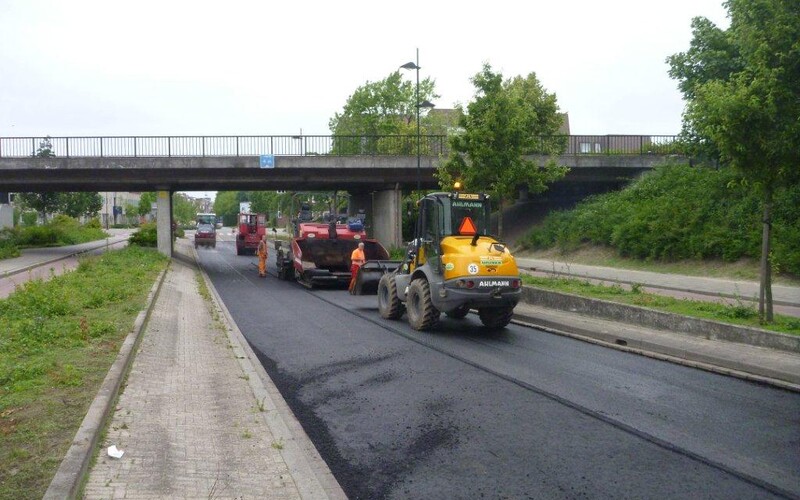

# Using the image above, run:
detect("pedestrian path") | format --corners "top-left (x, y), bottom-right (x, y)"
top-left (516, 257), bottom-right (800, 316)
top-left (82, 241), bottom-right (344, 499)
top-left (0, 230), bottom-right (130, 277)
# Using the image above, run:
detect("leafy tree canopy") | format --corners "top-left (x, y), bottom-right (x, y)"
top-left (667, 0), bottom-right (800, 321)
top-left (329, 71), bottom-right (438, 154)
top-left (437, 64), bottom-right (568, 237)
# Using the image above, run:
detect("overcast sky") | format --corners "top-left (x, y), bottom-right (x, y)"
top-left (1, 0), bottom-right (729, 198)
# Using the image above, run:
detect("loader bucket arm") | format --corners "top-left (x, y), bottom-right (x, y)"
top-left (352, 260), bottom-right (402, 295)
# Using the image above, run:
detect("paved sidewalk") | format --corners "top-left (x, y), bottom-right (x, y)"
top-left (82, 242), bottom-right (344, 499)
top-left (516, 257), bottom-right (800, 315)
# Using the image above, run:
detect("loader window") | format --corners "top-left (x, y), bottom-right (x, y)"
top-left (447, 199), bottom-right (489, 236)
top-left (419, 198), bottom-right (443, 273)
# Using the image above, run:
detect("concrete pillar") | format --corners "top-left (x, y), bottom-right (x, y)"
top-left (0, 192), bottom-right (11, 229)
top-left (156, 190), bottom-right (173, 257)
top-left (372, 187), bottom-right (403, 249)
top-left (0, 204), bottom-right (12, 229)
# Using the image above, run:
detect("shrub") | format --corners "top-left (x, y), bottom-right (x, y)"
top-left (21, 211), bottom-right (38, 227)
top-left (129, 223), bottom-right (158, 247)
top-left (85, 218), bottom-right (102, 229)
top-left (518, 163), bottom-right (800, 275)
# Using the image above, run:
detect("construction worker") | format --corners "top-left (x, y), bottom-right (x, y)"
top-left (257, 234), bottom-right (268, 278)
top-left (348, 241), bottom-right (366, 293)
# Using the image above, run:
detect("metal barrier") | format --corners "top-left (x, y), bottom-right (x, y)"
top-left (0, 134), bottom-right (680, 158)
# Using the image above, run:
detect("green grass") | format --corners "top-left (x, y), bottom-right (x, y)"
top-left (516, 246), bottom-right (800, 286)
top-left (518, 163), bottom-right (800, 276)
top-left (0, 246), bottom-right (168, 499)
top-left (0, 216), bottom-right (110, 261)
top-left (521, 274), bottom-right (800, 336)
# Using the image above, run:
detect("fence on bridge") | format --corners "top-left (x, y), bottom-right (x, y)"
top-left (0, 134), bottom-right (680, 159)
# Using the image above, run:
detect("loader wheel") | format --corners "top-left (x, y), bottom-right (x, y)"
top-left (378, 274), bottom-right (405, 320)
top-left (406, 279), bottom-right (439, 331)
top-left (478, 306), bottom-right (515, 330)
top-left (445, 304), bottom-right (471, 319)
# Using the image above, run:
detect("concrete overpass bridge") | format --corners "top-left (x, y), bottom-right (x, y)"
top-left (0, 134), bottom-right (682, 255)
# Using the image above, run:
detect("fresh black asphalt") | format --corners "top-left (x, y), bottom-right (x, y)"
top-left (196, 242), bottom-right (800, 499)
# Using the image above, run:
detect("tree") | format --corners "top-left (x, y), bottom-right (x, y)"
top-left (172, 193), bottom-right (200, 225)
top-left (18, 137), bottom-right (59, 223)
top-left (60, 192), bottom-right (103, 219)
top-left (213, 191), bottom-right (243, 226)
top-left (123, 201), bottom-right (139, 224)
top-left (437, 64), bottom-right (568, 238)
top-left (138, 192), bottom-right (157, 218)
top-left (668, 0), bottom-right (800, 322)
top-left (329, 71), bottom-right (438, 155)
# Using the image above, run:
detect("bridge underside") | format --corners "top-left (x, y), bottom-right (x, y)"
top-left (0, 154), bottom-right (671, 255)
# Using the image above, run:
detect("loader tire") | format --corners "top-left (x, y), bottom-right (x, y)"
top-left (378, 274), bottom-right (404, 320)
top-left (406, 278), bottom-right (439, 331)
top-left (445, 304), bottom-right (471, 319)
top-left (478, 305), bottom-right (515, 330)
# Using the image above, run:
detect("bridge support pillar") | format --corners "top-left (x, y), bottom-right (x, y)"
top-left (0, 192), bottom-right (12, 230)
top-left (156, 190), bottom-right (173, 257)
top-left (372, 187), bottom-right (402, 249)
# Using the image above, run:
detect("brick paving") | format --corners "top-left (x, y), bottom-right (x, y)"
top-left (83, 256), bottom-right (302, 499)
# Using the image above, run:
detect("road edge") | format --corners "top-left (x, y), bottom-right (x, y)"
top-left (192, 247), bottom-right (347, 500)
top-left (520, 287), bottom-right (800, 353)
top-left (43, 264), bottom-right (168, 500)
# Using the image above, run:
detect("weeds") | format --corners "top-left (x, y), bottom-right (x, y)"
top-left (0, 246), bottom-right (167, 499)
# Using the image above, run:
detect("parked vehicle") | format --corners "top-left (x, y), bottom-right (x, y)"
top-left (194, 223), bottom-right (216, 249)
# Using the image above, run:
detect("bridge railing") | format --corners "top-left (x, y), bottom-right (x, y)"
top-left (0, 135), bottom-right (680, 159)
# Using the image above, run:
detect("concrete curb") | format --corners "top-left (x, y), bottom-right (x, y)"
top-left (43, 265), bottom-right (168, 500)
top-left (191, 246), bottom-right (347, 500)
top-left (510, 315), bottom-right (800, 393)
top-left (520, 287), bottom-right (800, 353)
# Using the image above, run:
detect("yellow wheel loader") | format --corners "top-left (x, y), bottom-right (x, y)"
top-left (355, 190), bottom-right (522, 331)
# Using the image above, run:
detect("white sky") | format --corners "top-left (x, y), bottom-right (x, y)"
top-left (1, 0), bottom-right (729, 199)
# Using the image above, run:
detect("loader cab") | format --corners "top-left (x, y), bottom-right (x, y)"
top-left (412, 192), bottom-right (491, 274)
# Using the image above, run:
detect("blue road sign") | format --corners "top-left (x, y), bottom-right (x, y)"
top-left (259, 154), bottom-right (275, 169)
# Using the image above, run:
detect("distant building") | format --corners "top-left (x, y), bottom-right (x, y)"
top-left (99, 192), bottom-right (142, 227)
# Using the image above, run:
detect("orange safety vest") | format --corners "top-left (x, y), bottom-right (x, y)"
top-left (350, 247), bottom-right (365, 266)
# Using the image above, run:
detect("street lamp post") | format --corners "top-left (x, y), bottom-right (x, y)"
top-left (401, 49), bottom-right (435, 194)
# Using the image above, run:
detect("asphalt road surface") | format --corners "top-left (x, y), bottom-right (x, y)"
top-left (196, 239), bottom-right (800, 500)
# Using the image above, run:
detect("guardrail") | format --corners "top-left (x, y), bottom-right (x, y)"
top-left (0, 135), bottom-right (681, 159)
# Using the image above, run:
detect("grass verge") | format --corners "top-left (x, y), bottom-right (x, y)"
top-left (521, 274), bottom-right (800, 336)
top-left (516, 246), bottom-right (800, 286)
top-left (0, 246), bottom-right (168, 499)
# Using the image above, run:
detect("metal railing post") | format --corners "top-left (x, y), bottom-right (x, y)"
top-left (236, 137), bottom-right (239, 157)
top-left (100, 137), bottom-right (103, 157)
top-left (134, 137), bottom-right (138, 157)
top-left (66, 138), bottom-right (70, 158)
top-left (168, 137), bottom-right (171, 157)
top-left (202, 137), bottom-right (205, 157)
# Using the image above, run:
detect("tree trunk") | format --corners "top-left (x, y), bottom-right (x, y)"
top-left (758, 188), bottom-right (774, 323)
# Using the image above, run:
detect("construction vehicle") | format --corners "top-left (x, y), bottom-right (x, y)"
top-left (354, 190), bottom-right (521, 331)
top-left (235, 212), bottom-right (267, 255)
top-left (274, 218), bottom-right (394, 288)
